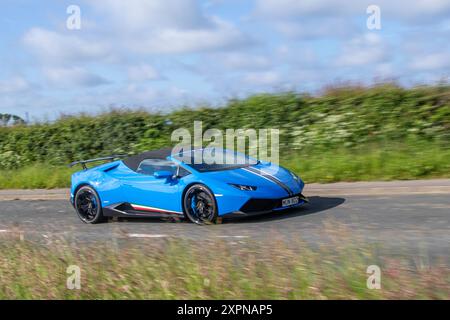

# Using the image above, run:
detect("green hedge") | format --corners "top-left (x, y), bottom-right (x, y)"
top-left (1, 84), bottom-right (449, 169)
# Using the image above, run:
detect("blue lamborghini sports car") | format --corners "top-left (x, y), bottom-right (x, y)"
top-left (69, 148), bottom-right (308, 225)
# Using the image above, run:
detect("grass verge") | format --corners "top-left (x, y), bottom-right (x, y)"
top-left (284, 142), bottom-right (450, 183)
top-left (0, 233), bottom-right (448, 299)
top-left (1, 142), bottom-right (449, 189)
top-left (0, 164), bottom-right (74, 189)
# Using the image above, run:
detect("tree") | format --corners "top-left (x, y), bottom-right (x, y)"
top-left (0, 113), bottom-right (25, 127)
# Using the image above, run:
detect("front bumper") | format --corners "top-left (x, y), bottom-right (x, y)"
top-left (226, 193), bottom-right (308, 217)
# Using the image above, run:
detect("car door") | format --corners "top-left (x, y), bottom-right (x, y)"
top-left (121, 159), bottom-right (184, 214)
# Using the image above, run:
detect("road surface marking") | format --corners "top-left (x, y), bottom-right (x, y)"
top-left (216, 235), bottom-right (249, 239)
top-left (127, 233), bottom-right (168, 238)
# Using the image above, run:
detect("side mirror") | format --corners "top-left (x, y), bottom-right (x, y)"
top-left (153, 170), bottom-right (173, 179)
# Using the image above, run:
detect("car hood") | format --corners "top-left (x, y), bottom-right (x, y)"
top-left (200, 163), bottom-right (302, 196)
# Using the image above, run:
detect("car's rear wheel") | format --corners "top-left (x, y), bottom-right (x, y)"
top-left (183, 184), bottom-right (218, 225)
top-left (74, 186), bottom-right (105, 224)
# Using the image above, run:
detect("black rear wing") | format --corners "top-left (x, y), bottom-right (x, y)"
top-left (69, 155), bottom-right (128, 170)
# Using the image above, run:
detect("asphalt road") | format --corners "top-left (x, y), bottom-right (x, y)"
top-left (0, 180), bottom-right (449, 263)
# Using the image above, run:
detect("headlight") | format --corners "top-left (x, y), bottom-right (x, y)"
top-left (229, 183), bottom-right (257, 191)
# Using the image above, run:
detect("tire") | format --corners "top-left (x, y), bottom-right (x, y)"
top-left (183, 184), bottom-right (218, 225)
top-left (74, 186), bottom-right (105, 224)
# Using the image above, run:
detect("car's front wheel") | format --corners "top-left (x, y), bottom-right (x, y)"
top-left (74, 186), bottom-right (105, 224)
top-left (183, 184), bottom-right (218, 225)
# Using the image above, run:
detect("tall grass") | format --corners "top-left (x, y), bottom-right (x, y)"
top-left (0, 164), bottom-right (74, 189)
top-left (0, 234), bottom-right (447, 299)
top-left (1, 142), bottom-right (448, 189)
top-left (284, 142), bottom-right (450, 183)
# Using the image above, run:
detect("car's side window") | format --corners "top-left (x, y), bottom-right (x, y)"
top-left (136, 159), bottom-right (177, 176)
top-left (177, 166), bottom-right (191, 178)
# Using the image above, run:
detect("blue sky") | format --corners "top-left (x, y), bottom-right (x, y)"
top-left (1, 0), bottom-right (449, 120)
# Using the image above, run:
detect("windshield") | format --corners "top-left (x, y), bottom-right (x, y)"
top-left (137, 159), bottom-right (177, 176)
top-left (174, 148), bottom-right (258, 172)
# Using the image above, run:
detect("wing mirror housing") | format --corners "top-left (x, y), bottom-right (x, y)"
top-left (153, 170), bottom-right (173, 179)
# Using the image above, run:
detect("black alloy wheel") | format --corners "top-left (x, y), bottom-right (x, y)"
top-left (183, 184), bottom-right (218, 225)
top-left (74, 186), bottom-right (105, 224)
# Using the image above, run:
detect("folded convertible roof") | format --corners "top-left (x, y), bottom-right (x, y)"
top-left (122, 148), bottom-right (174, 171)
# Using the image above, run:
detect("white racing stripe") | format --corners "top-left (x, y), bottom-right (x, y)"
top-left (242, 167), bottom-right (294, 196)
top-left (241, 167), bottom-right (277, 184)
top-left (127, 233), bottom-right (168, 238)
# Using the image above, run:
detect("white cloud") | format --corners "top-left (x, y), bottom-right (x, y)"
top-left (69, 83), bottom-right (194, 113)
top-left (386, 0), bottom-right (450, 22)
top-left (254, 0), bottom-right (450, 40)
top-left (276, 45), bottom-right (317, 67)
top-left (255, 0), bottom-right (450, 21)
top-left (88, 0), bottom-right (249, 54)
top-left (410, 52), bottom-right (450, 71)
top-left (91, 0), bottom-right (209, 31)
top-left (127, 18), bottom-right (249, 54)
top-left (43, 67), bottom-right (110, 88)
top-left (0, 76), bottom-right (30, 94)
top-left (375, 63), bottom-right (396, 78)
top-left (23, 28), bottom-right (112, 64)
top-left (23, 0), bottom-right (250, 70)
top-left (335, 33), bottom-right (387, 67)
top-left (256, 0), bottom-right (360, 19)
top-left (253, 0), bottom-right (360, 39)
top-left (243, 71), bottom-right (281, 86)
top-left (6, 0), bottom-right (449, 119)
top-left (275, 18), bottom-right (355, 39)
top-left (214, 52), bottom-right (271, 70)
top-left (128, 64), bottom-right (161, 82)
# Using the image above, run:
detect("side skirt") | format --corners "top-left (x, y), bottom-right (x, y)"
top-left (103, 202), bottom-right (184, 218)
